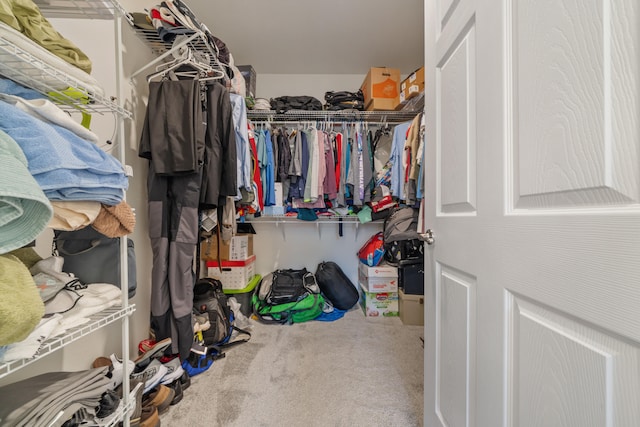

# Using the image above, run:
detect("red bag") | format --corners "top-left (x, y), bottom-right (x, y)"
top-left (357, 232), bottom-right (385, 267)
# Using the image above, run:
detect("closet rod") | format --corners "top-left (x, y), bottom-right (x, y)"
top-left (246, 109), bottom-right (419, 123)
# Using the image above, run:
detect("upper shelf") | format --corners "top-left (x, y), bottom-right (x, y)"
top-left (33, 0), bottom-right (127, 20)
top-left (246, 109), bottom-right (421, 123)
top-left (0, 0), bottom-right (131, 117)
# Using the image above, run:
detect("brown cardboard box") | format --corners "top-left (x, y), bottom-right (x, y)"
top-left (399, 66), bottom-right (425, 104)
top-left (360, 67), bottom-right (401, 111)
top-left (399, 288), bottom-right (424, 325)
top-left (201, 234), bottom-right (254, 261)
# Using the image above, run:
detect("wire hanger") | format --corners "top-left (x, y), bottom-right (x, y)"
top-left (146, 47), bottom-right (224, 83)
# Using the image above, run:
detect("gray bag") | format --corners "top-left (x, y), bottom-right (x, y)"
top-left (53, 227), bottom-right (137, 298)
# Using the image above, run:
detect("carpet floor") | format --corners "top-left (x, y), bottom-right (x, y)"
top-left (161, 308), bottom-right (424, 426)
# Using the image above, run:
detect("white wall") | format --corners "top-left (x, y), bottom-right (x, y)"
top-left (256, 74), bottom-right (365, 101)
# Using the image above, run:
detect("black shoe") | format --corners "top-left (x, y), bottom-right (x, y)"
top-left (179, 370), bottom-right (191, 391)
top-left (167, 378), bottom-right (184, 405)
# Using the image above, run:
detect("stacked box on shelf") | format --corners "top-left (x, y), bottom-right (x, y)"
top-left (357, 262), bottom-right (399, 317)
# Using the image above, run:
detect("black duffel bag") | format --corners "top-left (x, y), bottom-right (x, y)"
top-left (53, 227), bottom-right (137, 298)
top-left (315, 261), bottom-right (358, 310)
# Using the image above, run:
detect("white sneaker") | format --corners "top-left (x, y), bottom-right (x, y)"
top-left (131, 359), bottom-right (168, 394)
top-left (160, 357), bottom-right (185, 385)
top-left (108, 354), bottom-right (135, 390)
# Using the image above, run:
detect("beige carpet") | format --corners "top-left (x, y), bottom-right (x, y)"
top-left (161, 308), bottom-right (424, 426)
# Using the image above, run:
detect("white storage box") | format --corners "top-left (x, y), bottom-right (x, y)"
top-left (206, 255), bottom-right (256, 290)
top-left (358, 263), bottom-right (398, 292)
top-left (358, 282), bottom-right (399, 317)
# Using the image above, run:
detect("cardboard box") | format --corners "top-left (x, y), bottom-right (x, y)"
top-left (358, 263), bottom-right (398, 293)
top-left (201, 234), bottom-right (254, 261)
top-left (360, 67), bottom-right (401, 111)
top-left (207, 255), bottom-right (256, 290)
top-left (359, 282), bottom-right (399, 317)
top-left (399, 289), bottom-right (424, 325)
top-left (398, 66), bottom-right (425, 106)
top-left (237, 65), bottom-right (256, 98)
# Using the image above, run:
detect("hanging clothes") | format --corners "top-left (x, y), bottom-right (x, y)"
top-left (322, 131), bottom-right (338, 201)
top-left (247, 125), bottom-right (264, 211)
top-left (262, 128), bottom-right (276, 206)
top-left (389, 120), bottom-right (412, 200)
top-left (139, 80), bottom-right (236, 360)
top-left (229, 93), bottom-right (252, 200)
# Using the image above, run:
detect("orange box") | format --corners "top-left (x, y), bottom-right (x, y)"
top-left (360, 67), bottom-right (401, 111)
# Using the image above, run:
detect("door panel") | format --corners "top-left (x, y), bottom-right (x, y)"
top-left (507, 292), bottom-right (640, 427)
top-left (424, 0), bottom-right (640, 425)
top-left (509, 0), bottom-right (640, 209)
top-left (436, 265), bottom-right (477, 427)
top-left (437, 22), bottom-right (477, 214)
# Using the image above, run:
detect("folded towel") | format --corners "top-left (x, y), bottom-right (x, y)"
top-left (45, 187), bottom-right (125, 206)
top-left (49, 201), bottom-right (101, 231)
top-left (0, 254), bottom-right (45, 346)
top-left (0, 77), bottom-right (44, 100)
top-left (0, 129), bottom-right (52, 253)
top-left (0, 101), bottom-right (125, 176)
top-left (0, 93), bottom-right (99, 143)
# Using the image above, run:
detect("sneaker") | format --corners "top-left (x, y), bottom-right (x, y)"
top-left (131, 359), bottom-right (168, 394)
top-left (160, 357), bottom-right (184, 385)
top-left (108, 354), bottom-right (135, 390)
top-left (134, 337), bottom-right (172, 370)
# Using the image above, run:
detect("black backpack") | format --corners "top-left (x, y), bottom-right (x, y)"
top-left (193, 278), bottom-right (250, 349)
top-left (383, 207), bottom-right (424, 265)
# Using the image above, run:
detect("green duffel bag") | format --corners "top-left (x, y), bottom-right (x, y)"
top-left (251, 269), bottom-right (325, 324)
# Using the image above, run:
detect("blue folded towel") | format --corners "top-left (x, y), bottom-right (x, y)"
top-left (0, 100), bottom-right (128, 203)
top-left (0, 78), bottom-right (44, 100)
top-left (0, 101), bottom-right (126, 176)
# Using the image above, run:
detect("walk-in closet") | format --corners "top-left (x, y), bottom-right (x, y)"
top-left (0, 0), bottom-right (425, 425)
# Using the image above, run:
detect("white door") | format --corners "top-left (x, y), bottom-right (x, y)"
top-left (423, 0), bottom-right (640, 425)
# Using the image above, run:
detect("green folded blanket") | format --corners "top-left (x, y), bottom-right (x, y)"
top-left (0, 254), bottom-right (45, 346)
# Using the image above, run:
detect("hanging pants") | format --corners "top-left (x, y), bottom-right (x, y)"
top-left (147, 162), bottom-right (202, 360)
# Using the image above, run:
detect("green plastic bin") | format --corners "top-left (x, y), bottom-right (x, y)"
top-left (223, 274), bottom-right (261, 317)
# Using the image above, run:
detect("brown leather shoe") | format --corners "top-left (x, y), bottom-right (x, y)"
top-left (142, 384), bottom-right (175, 415)
top-left (140, 405), bottom-right (160, 427)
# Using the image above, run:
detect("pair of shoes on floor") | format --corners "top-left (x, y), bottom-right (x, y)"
top-left (142, 384), bottom-right (175, 415)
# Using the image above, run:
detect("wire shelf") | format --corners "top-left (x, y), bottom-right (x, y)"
top-left (0, 37), bottom-right (131, 117)
top-left (127, 25), bottom-right (227, 81)
top-left (246, 109), bottom-right (420, 123)
top-left (33, 0), bottom-right (127, 20)
top-left (0, 304), bottom-right (136, 380)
